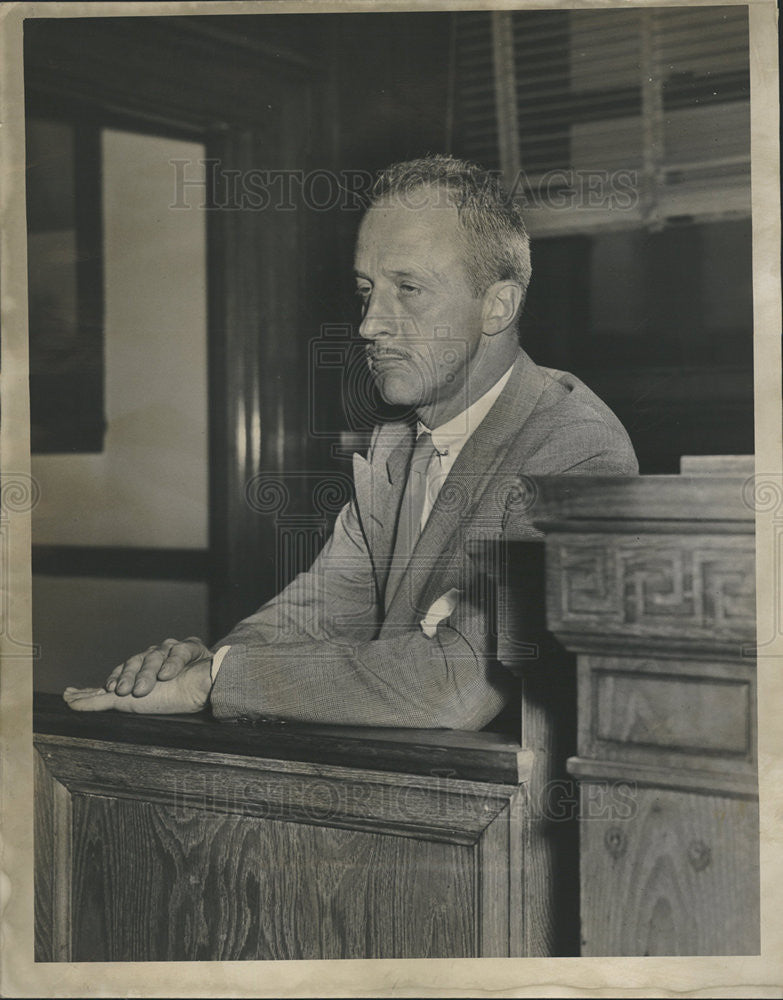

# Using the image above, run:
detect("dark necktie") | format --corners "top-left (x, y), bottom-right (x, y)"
top-left (385, 431), bottom-right (437, 610)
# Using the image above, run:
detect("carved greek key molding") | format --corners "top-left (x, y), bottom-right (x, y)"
top-left (548, 534), bottom-right (755, 642)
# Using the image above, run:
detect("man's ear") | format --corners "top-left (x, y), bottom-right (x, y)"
top-left (481, 281), bottom-right (524, 336)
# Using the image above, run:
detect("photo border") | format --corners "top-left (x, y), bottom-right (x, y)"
top-left (1, 1), bottom-right (780, 996)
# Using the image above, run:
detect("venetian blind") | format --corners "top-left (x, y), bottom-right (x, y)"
top-left (451, 7), bottom-right (750, 236)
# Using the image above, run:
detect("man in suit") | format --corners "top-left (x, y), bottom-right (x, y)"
top-left (64, 155), bottom-right (637, 728)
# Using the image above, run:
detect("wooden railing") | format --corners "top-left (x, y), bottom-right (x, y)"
top-left (34, 693), bottom-right (535, 961)
top-left (530, 459), bottom-right (759, 955)
top-left (34, 460), bottom-right (759, 960)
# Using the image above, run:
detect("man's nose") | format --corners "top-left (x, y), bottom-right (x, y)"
top-left (359, 314), bottom-right (391, 342)
top-left (359, 294), bottom-right (393, 342)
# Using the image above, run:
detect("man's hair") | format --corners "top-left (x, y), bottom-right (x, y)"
top-left (368, 154), bottom-right (532, 300)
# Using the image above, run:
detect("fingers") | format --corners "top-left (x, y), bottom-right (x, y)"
top-left (106, 638), bottom-right (207, 698)
top-left (105, 663), bottom-right (125, 692)
top-left (157, 638), bottom-right (206, 681)
top-left (63, 686), bottom-right (108, 699)
top-left (63, 686), bottom-right (151, 714)
top-left (113, 646), bottom-right (161, 697)
top-left (64, 654), bottom-right (212, 716)
top-left (106, 645), bottom-right (155, 694)
top-left (64, 687), bottom-right (121, 712)
top-left (133, 638), bottom-right (185, 696)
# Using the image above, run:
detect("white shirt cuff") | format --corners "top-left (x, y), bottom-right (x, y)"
top-left (210, 644), bottom-right (231, 684)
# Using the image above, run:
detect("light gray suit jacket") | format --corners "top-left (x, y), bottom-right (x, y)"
top-left (210, 350), bottom-right (638, 729)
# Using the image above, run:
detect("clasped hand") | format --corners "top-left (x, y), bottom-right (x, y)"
top-left (63, 637), bottom-right (213, 714)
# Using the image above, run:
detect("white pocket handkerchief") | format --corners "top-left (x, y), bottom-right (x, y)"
top-left (420, 588), bottom-right (462, 638)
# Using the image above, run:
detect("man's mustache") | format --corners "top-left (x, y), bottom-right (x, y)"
top-left (365, 347), bottom-right (413, 363)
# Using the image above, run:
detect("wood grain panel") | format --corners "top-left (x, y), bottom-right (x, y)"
top-left (34, 749), bottom-right (72, 962)
top-left (579, 785), bottom-right (759, 955)
top-left (36, 731), bottom-right (527, 960)
top-left (34, 750), bottom-right (56, 961)
top-left (576, 654), bottom-right (757, 778)
top-left (37, 737), bottom-right (517, 845)
top-left (70, 793), bottom-right (476, 960)
top-left (476, 803), bottom-right (512, 957)
top-left (594, 672), bottom-right (749, 754)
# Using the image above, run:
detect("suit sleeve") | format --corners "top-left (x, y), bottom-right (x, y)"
top-left (553, 419), bottom-right (639, 476)
top-left (209, 489), bottom-right (514, 730)
top-left (210, 496), bottom-right (381, 652)
top-left (209, 411), bottom-right (637, 731)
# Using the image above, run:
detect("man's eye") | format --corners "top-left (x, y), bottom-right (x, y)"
top-left (355, 286), bottom-right (371, 299)
top-left (399, 283), bottom-right (421, 295)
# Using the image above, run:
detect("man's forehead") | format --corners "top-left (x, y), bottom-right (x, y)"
top-left (356, 196), bottom-right (462, 249)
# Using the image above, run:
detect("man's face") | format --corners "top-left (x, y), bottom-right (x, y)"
top-left (354, 190), bottom-right (486, 422)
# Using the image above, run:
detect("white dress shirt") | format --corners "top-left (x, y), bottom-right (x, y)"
top-left (211, 363), bottom-right (515, 682)
top-left (415, 364), bottom-right (513, 530)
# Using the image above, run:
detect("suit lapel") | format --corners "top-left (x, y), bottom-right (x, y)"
top-left (381, 351), bottom-right (550, 628)
top-left (352, 422), bottom-right (414, 598)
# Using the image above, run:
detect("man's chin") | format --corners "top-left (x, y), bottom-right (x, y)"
top-left (372, 371), bottom-right (422, 409)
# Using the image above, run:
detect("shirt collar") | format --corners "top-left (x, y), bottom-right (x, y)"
top-left (417, 362), bottom-right (515, 457)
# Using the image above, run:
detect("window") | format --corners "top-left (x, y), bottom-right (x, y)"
top-left (451, 7), bottom-right (750, 236)
top-left (26, 119), bottom-right (105, 452)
